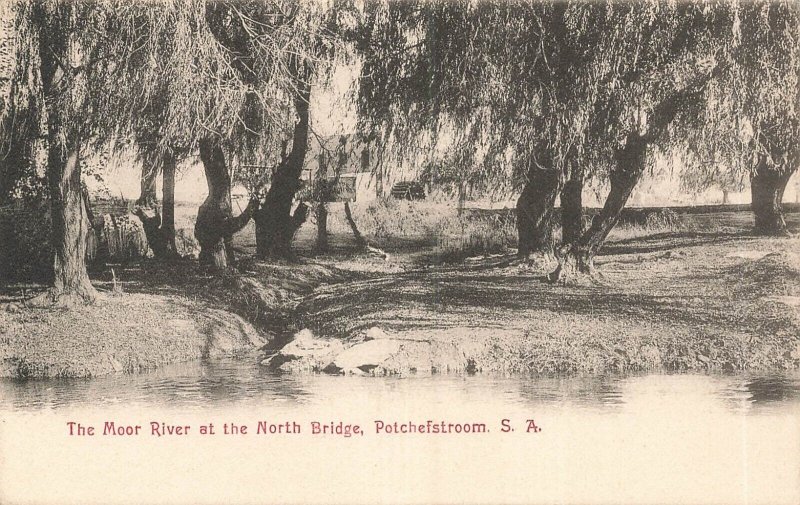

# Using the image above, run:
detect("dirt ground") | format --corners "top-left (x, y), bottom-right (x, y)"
top-left (264, 206), bottom-right (800, 375)
top-left (290, 231), bottom-right (800, 375)
top-left (1, 207), bottom-right (798, 378)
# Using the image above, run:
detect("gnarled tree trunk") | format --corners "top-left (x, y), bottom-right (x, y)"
top-left (552, 134), bottom-right (648, 281)
top-left (195, 139), bottom-right (257, 270)
top-left (254, 76), bottom-right (312, 259)
top-left (45, 140), bottom-right (97, 305)
top-left (549, 65), bottom-right (719, 282)
top-left (751, 156), bottom-right (794, 236)
top-left (516, 163), bottom-right (561, 259)
top-left (31, 1), bottom-right (97, 306)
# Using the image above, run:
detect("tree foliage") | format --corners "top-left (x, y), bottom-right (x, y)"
top-left (356, 1), bottom-right (733, 191)
top-left (685, 1), bottom-right (799, 181)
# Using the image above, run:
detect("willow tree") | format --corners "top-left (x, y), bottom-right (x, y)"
top-left (203, 0), bottom-right (354, 260)
top-left (3, 0), bottom-right (130, 304)
top-left (550, 1), bottom-right (730, 279)
top-left (101, 1), bottom-right (269, 269)
top-left (355, 0), bottom-right (563, 259)
top-left (120, 8), bottom-right (195, 259)
top-left (356, 0), bottom-right (730, 274)
top-left (684, 0), bottom-right (799, 235)
top-left (737, 1), bottom-right (798, 235)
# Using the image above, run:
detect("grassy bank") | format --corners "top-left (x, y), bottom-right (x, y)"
top-left (1, 205), bottom-right (799, 378)
top-left (0, 292), bottom-right (265, 378)
top-left (0, 259), bottom-right (351, 378)
top-left (278, 233), bottom-right (800, 376)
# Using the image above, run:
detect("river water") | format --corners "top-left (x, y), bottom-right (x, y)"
top-left (1, 357), bottom-right (800, 413)
top-left (1, 358), bottom-right (799, 504)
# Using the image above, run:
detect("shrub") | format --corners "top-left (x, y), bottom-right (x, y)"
top-left (436, 214), bottom-right (516, 261)
top-left (643, 208), bottom-right (683, 229)
top-left (339, 199), bottom-right (516, 261)
top-left (0, 202), bottom-right (53, 282)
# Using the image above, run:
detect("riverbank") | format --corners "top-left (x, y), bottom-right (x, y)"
top-left (2, 209), bottom-right (799, 379)
top-left (266, 232), bottom-right (800, 376)
top-left (0, 292), bottom-right (266, 378)
top-left (0, 258), bottom-right (353, 378)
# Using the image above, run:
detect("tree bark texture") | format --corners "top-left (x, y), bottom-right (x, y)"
top-left (254, 73), bottom-right (312, 259)
top-left (195, 139), bottom-right (257, 269)
top-left (46, 142), bottom-right (97, 304)
top-left (560, 162), bottom-right (584, 246)
top-left (751, 154), bottom-right (795, 236)
top-left (516, 164), bottom-right (561, 259)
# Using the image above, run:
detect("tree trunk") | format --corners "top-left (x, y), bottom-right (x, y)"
top-left (161, 152), bottom-right (178, 255)
top-left (516, 164), bottom-right (561, 259)
top-left (195, 139), bottom-right (257, 269)
top-left (722, 189), bottom-right (730, 205)
top-left (134, 207), bottom-right (167, 258)
top-left (137, 163), bottom-right (159, 207)
top-left (133, 151), bottom-right (178, 259)
top-left (751, 157), bottom-right (793, 236)
top-left (44, 141), bottom-right (98, 305)
top-left (344, 201), bottom-right (367, 248)
top-left (560, 162), bottom-right (584, 246)
top-left (255, 76), bottom-right (312, 259)
top-left (316, 203), bottom-right (329, 252)
top-left (552, 134), bottom-right (648, 281)
top-left (30, 1), bottom-right (97, 305)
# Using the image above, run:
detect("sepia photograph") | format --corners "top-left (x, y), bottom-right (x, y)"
top-left (0, 0), bottom-right (798, 503)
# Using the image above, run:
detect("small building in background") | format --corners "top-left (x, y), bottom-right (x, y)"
top-left (303, 133), bottom-right (382, 202)
top-left (302, 133), bottom-right (423, 203)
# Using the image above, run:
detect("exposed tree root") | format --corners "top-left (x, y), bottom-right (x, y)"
top-left (26, 287), bottom-right (100, 308)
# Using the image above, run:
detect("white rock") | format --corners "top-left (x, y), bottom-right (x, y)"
top-left (332, 339), bottom-right (403, 370)
top-left (281, 337), bottom-right (344, 359)
top-left (270, 329), bottom-right (343, 369)
top-left (293, 328), bottom-right (315, 344)
top-left (364, 326), bottom-right (389, 340)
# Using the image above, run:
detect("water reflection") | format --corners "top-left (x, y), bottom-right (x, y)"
top-left (1, 357), bottom-right (799, 414)
top-left (743, 376), bottom-right (800, 404)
